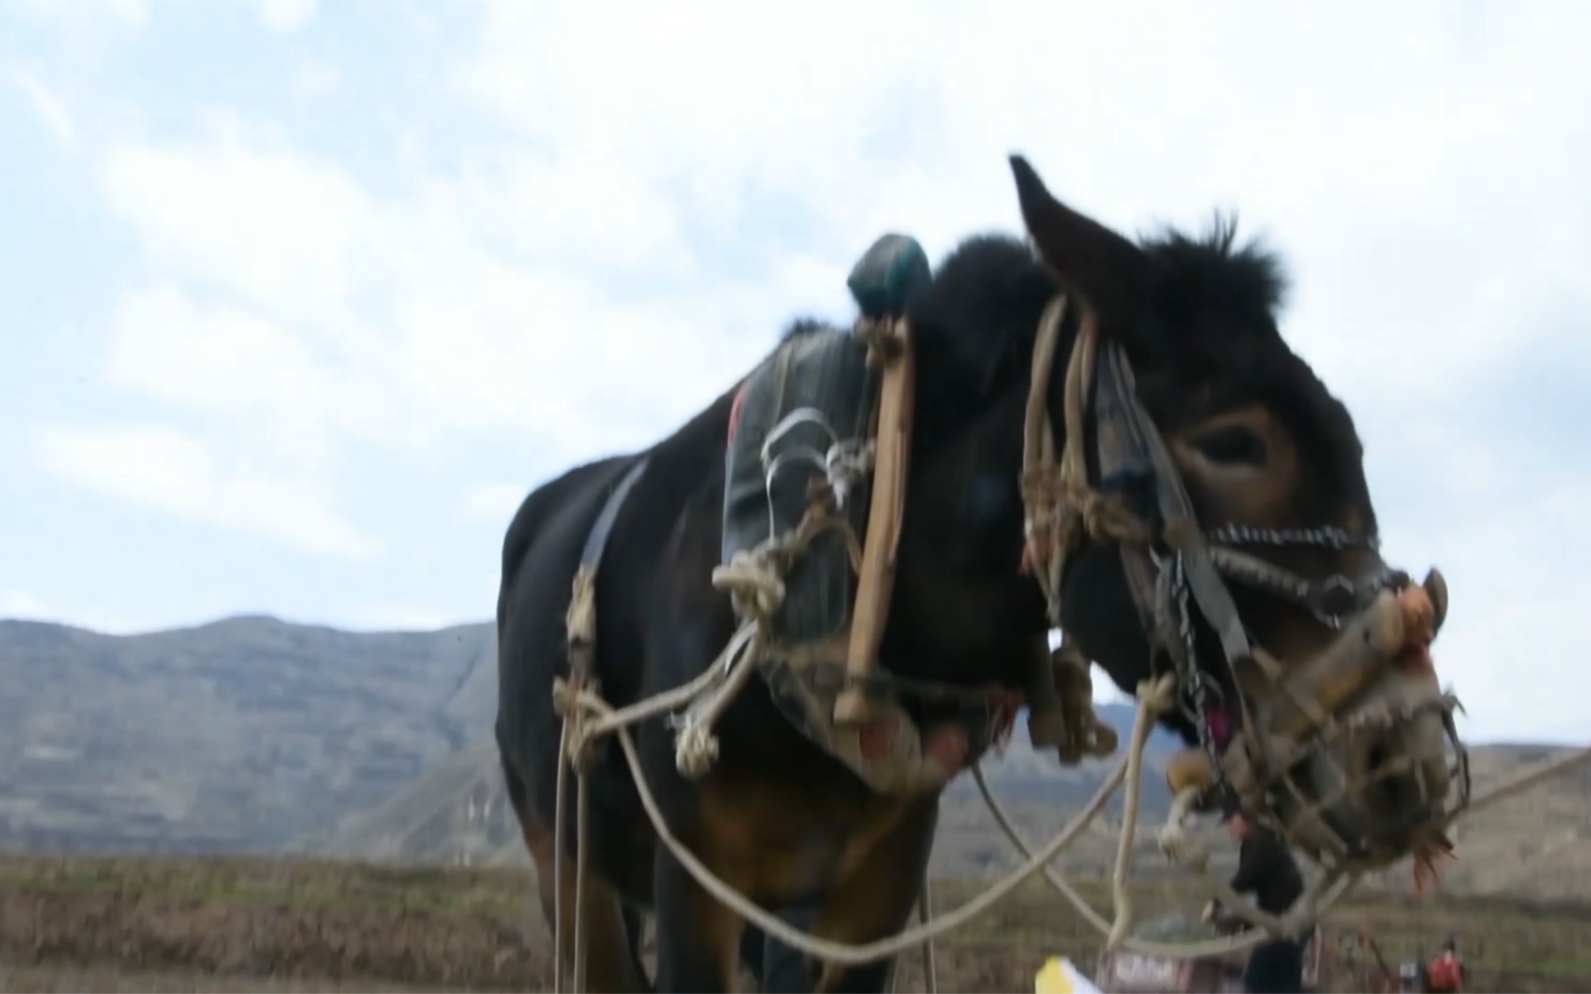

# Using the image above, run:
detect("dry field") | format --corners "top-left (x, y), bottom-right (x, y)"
top-left (2, 854), bottom-right (1589, 993)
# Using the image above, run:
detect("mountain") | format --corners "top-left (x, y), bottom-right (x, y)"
top-left (0, 610), bottom-right (1174, 862)
top-left (5, 613), bottom-right (1586, 903)
top-left (0, 615), bottom-right (496, 855)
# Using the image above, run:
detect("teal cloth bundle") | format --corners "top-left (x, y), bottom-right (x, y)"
top-left (846, 233), bottom-right (931, 318)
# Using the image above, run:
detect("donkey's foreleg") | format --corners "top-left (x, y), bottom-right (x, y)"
top-left (809, 795), bottom-right (940, 994)
top-left (502, 757), bottom-right (648, 993)
top-left (742, 902), bottom-right (822, 993)
top-left (652, 840), bottom-right (748, 993)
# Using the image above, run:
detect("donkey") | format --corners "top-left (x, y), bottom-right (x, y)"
top-left (495, 155), bottom-right (1458, 992)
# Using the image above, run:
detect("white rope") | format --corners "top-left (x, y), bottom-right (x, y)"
top-left (554, 655), bottom-right (1591, 974)
top-left (598, 691), bottom-right (1128, 964)
top-left (551, 661), bottom-right (1591, 991)
top-left (917, 879), bottom-right (937, 992)
top-left (550, 537), bottom-right (1591, 994)
top-left (971, 766), bottom-right (1356, 959)
top-left (551, 722), bottom-right (570, 994)
top-left (554, 669), bottom-right (1190, 971)
top-left (543, 272), bottom-right (1591, 988)
top-left (1460, 743), bottom-right (1591, 816)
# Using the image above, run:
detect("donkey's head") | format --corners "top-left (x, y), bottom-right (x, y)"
top-left (893, 156), bottom-right (1464, 871)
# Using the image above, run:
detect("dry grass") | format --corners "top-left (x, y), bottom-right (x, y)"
top-left (2, 853), bottom-right (1589, 992)
top-left (0, 854), bottom-right (551, 992)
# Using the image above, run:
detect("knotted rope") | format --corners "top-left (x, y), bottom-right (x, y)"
top-left (551, 648), bottom-right (1591, 992)
top-left (544, 286), bottom-right (1591, 989)
top-left (712, 505), bottom-right (862, 628)
top-left (1019, 296), bottom-right (1146, 621)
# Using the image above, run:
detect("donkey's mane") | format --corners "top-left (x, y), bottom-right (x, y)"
top-left (773, 221), bottom-right (1364, 506)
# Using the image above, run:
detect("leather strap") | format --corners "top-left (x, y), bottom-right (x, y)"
top-left (836, 318), bottom-right (916, 725)
top-left (565, 457), bottom-right (652, 679)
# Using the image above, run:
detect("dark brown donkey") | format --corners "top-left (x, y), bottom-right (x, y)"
top-left (495, 156), bottom-right (1459, 993)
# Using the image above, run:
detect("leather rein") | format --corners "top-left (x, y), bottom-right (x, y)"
top-left (1018, 294), bottom-right (1398, 800)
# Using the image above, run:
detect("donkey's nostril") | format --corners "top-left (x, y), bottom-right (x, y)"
top-left (1366, 740), bottom-right (1389, 771)
top-left (1361, 733), bottom-right (1414, 807)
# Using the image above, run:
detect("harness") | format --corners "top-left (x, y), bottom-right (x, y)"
top-left (1017, 293), bottom-right (1470, 866)
top-left (566, 236), bottom-right (1472, 856)
top-left (539, 230), bottom-right (1591, 994)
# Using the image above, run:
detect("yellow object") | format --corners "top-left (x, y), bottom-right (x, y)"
top-left (1034, 956), bottom-right (1102, 994)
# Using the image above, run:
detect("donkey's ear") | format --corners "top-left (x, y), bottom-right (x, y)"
top-left (1009, 154), bottom-right (1147, 324)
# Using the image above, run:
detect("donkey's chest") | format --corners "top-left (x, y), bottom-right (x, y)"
top-left (696, 770), bottom-right (932, 904)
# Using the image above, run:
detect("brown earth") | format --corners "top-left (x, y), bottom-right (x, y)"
top-left (3, 854), bottom-right (1590, 993)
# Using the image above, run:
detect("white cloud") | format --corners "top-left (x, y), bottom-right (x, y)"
top-left (292, 61), bottom-right (338, 97)
top-left (7, 65), bottom-right (75, 146)
top-left (12, 1), bottom-right (1591, 740)
top-left (249, 0), bottom-right (315, 33)
top-left (461, 483), bottom-right (526, 524)
top-left (1391, 475), bottom-right (1591, 744)
top-left (0, 589), bottom-right (151, 634)
top-left (440, 0), bottom-right (1591, 744)
top-left (87, 112), bottom-right (795, 473)
top-left (10, 0), bottom-right (148, 29)
top-left (340, 602), bottom-right (470, 632)
top-left (103, 283), bottom-right (392, 467)
top-left (0, 589), bottom-right (51, 620)
top-left (99, 114), bottom-right (378, 332)
top-left (457, 0), bottom-right (1590, 402)
top-left (34, 423), bottom-right (377, 559)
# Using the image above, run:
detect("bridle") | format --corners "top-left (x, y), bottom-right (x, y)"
top-left (1017, 292), bottom-right (1466, 860)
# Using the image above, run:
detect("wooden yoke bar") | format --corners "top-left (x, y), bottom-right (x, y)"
top-left (834, 316), bottom-right (915, 726)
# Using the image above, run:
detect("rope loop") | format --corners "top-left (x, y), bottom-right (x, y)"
top-left (550, 644), bottom-right (1591, 991)
top-left (712, 550), bottom-right (788, 623)
top-left (673, 723), bottom-right (720, 778)
top-left (711, 499), bottom-right (864, 628)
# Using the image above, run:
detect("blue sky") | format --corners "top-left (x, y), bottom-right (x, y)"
top-left (2, 0), bottom-right (1588, 743)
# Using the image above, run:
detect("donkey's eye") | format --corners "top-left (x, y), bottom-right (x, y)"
top-left (1193, 426), bottom-right (1268, 467)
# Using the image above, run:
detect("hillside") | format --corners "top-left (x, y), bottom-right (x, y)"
top-left (0, 612), bottom-right (1179, 865)
top-left (1430, 743), bottom-right (1591, 899)
top-left (0, 616), bottom-right (496, 855)
top-left (4, 613), bottom-right (1587, 905)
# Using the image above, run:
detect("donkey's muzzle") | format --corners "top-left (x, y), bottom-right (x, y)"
top-left (1225, 568), bottom-right (1469, 866)
top-left (1261, 573), bottom-right (1441, 739)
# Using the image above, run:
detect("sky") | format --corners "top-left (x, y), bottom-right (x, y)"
top-left (1, 0), bottom-right (1587, 744)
